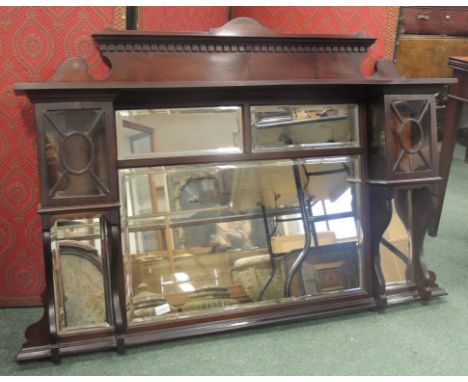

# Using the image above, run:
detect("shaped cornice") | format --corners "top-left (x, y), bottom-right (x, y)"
top-left (14, 17), bottom-right (456, 91)
top-left (89, 17), bottom-right (375, 82)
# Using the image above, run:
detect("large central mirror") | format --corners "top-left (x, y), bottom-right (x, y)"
top-left (119, 156), bottom-right (363, 324)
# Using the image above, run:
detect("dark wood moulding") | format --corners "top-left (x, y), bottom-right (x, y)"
top-left (14, 17), bottom-right (454, 362)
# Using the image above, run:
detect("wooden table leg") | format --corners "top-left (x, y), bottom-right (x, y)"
top-left (429, 97), bottom-right (464, 236)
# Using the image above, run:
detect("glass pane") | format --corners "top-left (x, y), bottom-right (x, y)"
top-left (50, 216), bottom-right (112, 333)
top-left (44, 109), bottom-right (109, 198)
top-left (120, 157), bottom-right (363, 325)
top-left (389, 100), bottom-right (432, 173)
top-left (380, 190), bottom-right (413, 288)
top-left (251, 104), bottom-right (359, 152)
top-left (116, 107), bottom-right (243, 159)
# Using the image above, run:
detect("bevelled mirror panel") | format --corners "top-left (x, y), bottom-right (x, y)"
top-left (251, 104), bottom-right (359, 152)
top-left (119, 156), bottom-right (363, 325)
top-left (116, 107), bottom-right (243, 159)
top-left (380, 191), bottom-right (413, 289)
top-left (50, 216), bottom-right (113, 334)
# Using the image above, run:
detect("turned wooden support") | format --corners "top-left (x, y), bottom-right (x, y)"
top-left (369, 185), bottom-right (394, 310)
top-left (109, 209), bottom-right (127, 354)
top-left (395, 186), bottom-right (437, 301)
top-left (370, 185), bottom-right (437, 306)
top-left (412, 188), bottom-right (435, 301)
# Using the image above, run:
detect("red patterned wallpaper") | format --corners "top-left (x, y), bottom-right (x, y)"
top-left (1, 6), bottom-right (398, 307)
top-left (138, 6), bottom-right (229, 31)
top-left (0, 6), bottom-right (118, 306)
top-left (232, 6), bottom-right (399, 76)
top-left (0, 6), bottom-right (232, 307)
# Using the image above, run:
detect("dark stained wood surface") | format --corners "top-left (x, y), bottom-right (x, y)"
top-left (91, 18), bottom-right (374, 82)
top-left (14, 77), bottom-right (456, 91)
top-left (13, 17), bottom-right (452, 362)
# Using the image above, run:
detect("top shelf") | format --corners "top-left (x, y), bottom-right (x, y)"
top-left (14, 78), bottom-right (456, 92)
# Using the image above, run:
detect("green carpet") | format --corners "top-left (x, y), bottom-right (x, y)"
top-left (2, 145), bottom-right (468, 376)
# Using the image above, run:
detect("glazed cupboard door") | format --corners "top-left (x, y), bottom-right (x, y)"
top-left (368, 94), bottom-right (439, 181)
top-left (35, 101), bottom-right (118, 208)
top-left (384, 95), bottom-right (438, 180)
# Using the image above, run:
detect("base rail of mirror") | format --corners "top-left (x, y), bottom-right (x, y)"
top-left (16, 286), bottom-right (446, 363)
top-left (387, 285), bottom-right (447, 306)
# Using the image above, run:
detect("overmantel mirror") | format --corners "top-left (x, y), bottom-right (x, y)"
top-left (14, 17), bottom-right (455, 362)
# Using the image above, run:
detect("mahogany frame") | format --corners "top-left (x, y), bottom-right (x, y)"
top-left (14, 17), bottom-right (455, 362)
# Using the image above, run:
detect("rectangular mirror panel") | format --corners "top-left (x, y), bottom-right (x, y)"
top-left (50, 216), bottom-right (113, 334)
top-left (251, 104), bottom-right (359, 152)
top-left (116, 107), bottom-right (243, 159)
top-left (119, 157), bottom-right (363, 325)
top-left (381, 190), bottom-right (414, 289)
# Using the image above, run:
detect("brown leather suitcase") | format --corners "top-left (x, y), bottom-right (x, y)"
top-left (397, 35), bottom-right (468, 78)
top-left (401, 7), bottom-right (468, 36)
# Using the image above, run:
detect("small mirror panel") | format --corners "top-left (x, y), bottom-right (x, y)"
top-left (381, 190), bottom-right (414, 289)
top-left (50, 216), bottom-right (113, 334)
top-left (251, 104), bottom-right (359, 152)
top-left (116, 107), bottom-right (243, 159)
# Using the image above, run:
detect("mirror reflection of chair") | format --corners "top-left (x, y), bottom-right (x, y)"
top-left (257, 160), bottom-right (359, 300)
